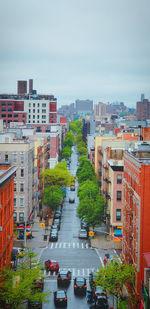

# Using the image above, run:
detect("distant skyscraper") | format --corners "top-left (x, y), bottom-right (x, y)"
top-left (136, 99), bottom-right (150, 120)
top-left (76, 99), bottom-right (93, 115)
top-left (17, 80), bottom-right (27, 95)
top-left (141, 94), bottom-right (145, 101)
top-left (29, 79), bottom-right (33, 94)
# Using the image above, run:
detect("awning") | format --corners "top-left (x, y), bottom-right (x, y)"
top-left (143, 252), bottom-right (150, 267)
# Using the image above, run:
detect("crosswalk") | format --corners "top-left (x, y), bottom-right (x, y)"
top-left (48, 242), bottom-right (89, 249)
top-left (44, 267), bottom-right (100, 279)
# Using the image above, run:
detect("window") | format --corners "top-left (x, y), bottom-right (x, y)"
top-left (14, 198), bottom-right (16, 207)
top-left (42, 103), bottom-right (46, 107)
top-left (2, 108), bottom-right (6, 111)
top-left (38, 103), bottom-right (40, 107)
top-left (2, 114), bottom-right (6, 117)
top-left (33, 103), bottom-right (35, 107)
top-left (117, 174), bottom-right (122, 184)
top-left (117, 191), bottom-right (122, 201)
top-left (29, 109), bottom-right (31, 113)
top-left (20, 184), bottom-right (24, 192)
top-left (14, 183), bottom-right (16, 192)
top-left (22, 115), bottom-right (25, 118)
top-left (37, 109), bottom-right (39, 113)
top-left (29, 115), bottom-right (31, 119)
top-left (8, 108), bottom-right (12, 111)
top-left (8, 103), bottom-right (12, 106)
top-left (37, 115), bottom-right (39, 119)
top-left (42, 115), bottom-right (46, 119)
top-left (51, 114), bottom-right (54, 118)
top-left (29, 103), bottom-right (31, 107)
top-left (13, 153), bottom-right (17, 164)
top-left (20, 169), bottom-right (24, 177)
top-left (2, 102), bottom-right (6, 106)
top-left (42, 121), bottom-right (46, 123)
top-left (8, 114), bottom-right (12, 118)
top-left (19, 212), bottom-right (24, 221)
top-left (33, 109), bottom-right (35, 113)
top-left (33, 115), bottom-right (35, 119)
top-left (5, 154), bottom-right (8, 163)
top-left (116, 209), bottom-right (121, 221)
top-left (14, 114), bottom-right (18, 118)
top-left (13, 212), bottom-right (17, 222)
top-left (42, 109), bottom-right (46, 113)
top-left (20, 153), bottom-right (24, 163)
top-left (20, 198), bottom-right (24, 206)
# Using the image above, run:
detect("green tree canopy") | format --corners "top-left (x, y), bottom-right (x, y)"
top-left (63, 131), bottom-right (74, 148)
top-left (77, 195), bottom-right (105, 229)
top-left (0, 248), bottom-right (50, 309)
top-left (42, 164), bottom-right (72, 187)
top-left (78, 180), bottom-right (99, 201)
top-left (69, 120), bottom-right (82, 134)
top-left (77, 146), bottom-right (88, 156)
top-left (95, 259), bottom-right (138, 306)
top-left (77, 160), bottom-right (96, 183)
top-left (43, 185), bottom-right (63, 211)
top-left (62, 146), bottom-right (72, 160)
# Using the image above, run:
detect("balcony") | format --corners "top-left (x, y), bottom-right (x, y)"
top-left (98, 169), bottom-right (102, 176)
top-left (105, 193), bottom-right (111, 200)
top-left (103, 177), bottom-right (111, 184)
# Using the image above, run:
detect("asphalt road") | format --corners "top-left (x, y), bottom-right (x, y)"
top-left (40, 148), bottom-right (114, 308)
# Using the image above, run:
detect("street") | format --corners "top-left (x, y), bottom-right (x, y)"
top-left (32, 148), bottom-right (114, 308)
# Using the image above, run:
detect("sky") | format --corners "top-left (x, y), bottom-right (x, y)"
top-left (0, 0), bottom-right (150, 108)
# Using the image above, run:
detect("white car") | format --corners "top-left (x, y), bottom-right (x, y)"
top-left (78, 229), bottom-right (88, 239)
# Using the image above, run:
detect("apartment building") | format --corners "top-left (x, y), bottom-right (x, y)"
top-left (136, 99), bottom-right (150, 121)
top-left (123, 142), bottom-right (150, 307)
top-left (0, 165), bottom-right (17, 268)
top-left (0, 136), bottom-right (34, 224)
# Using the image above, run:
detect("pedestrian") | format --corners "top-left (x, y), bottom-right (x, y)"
top-left (103, 258), bottom-right (107, 267)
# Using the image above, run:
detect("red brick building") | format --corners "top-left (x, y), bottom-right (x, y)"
top-left (0, 100), bottom-right (27, 126)
top-left (123, 142), bottom-right (150, 307)
top-left (0, 165), bottom-right (17, 268)
top-left (136, 99), bottom-right (150, 121)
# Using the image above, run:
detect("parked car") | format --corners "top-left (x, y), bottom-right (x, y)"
top-left (74, 277), bottom-right (87, 295)
top-left (49, 230), bottom-right (58, 242)
top-left (33, 277), bottom-right (44, 290)
top-left (57, 270), bottom-right (71, 286)
top-left (81, 220), bottom-right (89, 230)
top-left (54, 211), bottom-right (61, 219)
top-left (56, 205), bottom-right (62, 213)
top-left (78, 229), bottom-right (88, 239)
top-left (45, 259), bottom-right (59, 272)
top-left (69, 196), bottom-right (75, 203)
top-left (51, 224), bottom-right (59, 231)
top-left (94, 286), bottom-right (107, 297)
top-left (70, 186), bottom-right (75, 191)
top-left (28, 301), bottom-right (42, 308)
top-left (94, 294), bottom-right (108, 308)
top-left (54, 290), bottom-right (67, 307)
top-left (53, 218), bottom-right (61, 230)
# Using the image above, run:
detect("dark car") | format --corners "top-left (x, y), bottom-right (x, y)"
top-left (45, 259), bottom-right (59, 272)
top-left (33, 277), bottom-right (44, 290)
top-left (70, 186), bottom-right (75, 191)
top-left (69, 196), bottom-right (75, 203)
top-left (49, 231), bottom-right (58, 242)
top-left (54, 290), bottom-right (67, 307)
top-left (51, 224), bottom-right (59, 232)
top-left (94, 294), bottom-right (108, 309)
top-left (89, 272), bottom-right (97, 288)
top-left (57, 270), bottom-right (71, 286)
top-left (28, 301), bottom-right (42, 308)
top-left (78, 229), bottom-right (88, 239)
top-left (81, 220), bottom-right (89, 231)
top-left (74, 277), bottom-right (87, 295)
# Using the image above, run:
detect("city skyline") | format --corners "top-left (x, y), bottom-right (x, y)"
top-left (0, 0), bottom-right (150, 108)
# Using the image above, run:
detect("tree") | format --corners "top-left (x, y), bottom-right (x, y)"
top-left (77, 195), bottom-right (105, 229)
top-left (78, 146), bottom-right (88, 156)
top-left (43, 185), bottom-right (63, 211)
top-left (78, 180), bottom-right (99, 201)
top-left (69, 120), bottom-right (82, 134)
top-left (95, 258), bottom-right (139, 307)
top-left (0, 248), bottom-right (50, 309)
top-left (62, 146), bottom-right (72, 160)
top-left (42, 164), bottom-right (72, 188)
top-left (77, 161), bottom-right (96, 183)
top-left (63, 131), bottom-right (74, 148)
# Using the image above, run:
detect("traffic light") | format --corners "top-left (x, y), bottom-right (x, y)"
top-left (89, 231), bottom-right (94, 238)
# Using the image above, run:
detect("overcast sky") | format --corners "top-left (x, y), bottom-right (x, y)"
top-left (0, 0), bottom-right (150, 108)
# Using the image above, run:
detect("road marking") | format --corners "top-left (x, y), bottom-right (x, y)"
top-left (95, 248), bottom-right (104, 267)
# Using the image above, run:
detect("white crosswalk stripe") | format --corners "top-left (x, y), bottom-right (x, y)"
top-left (49, 242), bottom-right (89, 249)
top-left (44, 268), bottom-right (100, 278)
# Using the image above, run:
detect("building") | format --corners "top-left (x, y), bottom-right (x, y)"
top-left (123, 142), bottom-right (150, 307)
top-left (0, 79), bottom-right (57, 126)
top-left (94, 102), bottom-right (107, 118)
top-left (0, 165), bottom-right (17, 268)
top-left (136, 99), bottom-right (150, 121)
top-left (17, 80), bottom-right (27, 95)
top-left (75, 99), bottom-right (93, 115)
top-left (0, 136), bottom-right (35, 224)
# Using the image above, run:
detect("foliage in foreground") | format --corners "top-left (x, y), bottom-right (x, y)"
top-left (0, 248), bottom-right (50, 309)
top-left (43, 185), bottom-right (63, 211)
